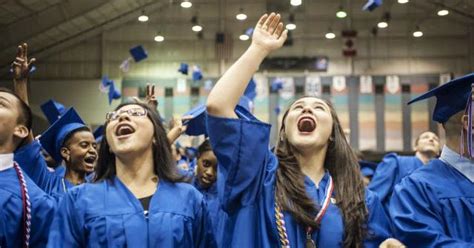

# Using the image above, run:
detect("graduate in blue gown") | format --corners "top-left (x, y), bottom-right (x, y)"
top-left (14, 107), bottom-right (98, 197)
top-left (0, 84), bottom-right (55, 247)
top-left (368, 131), bottom-right (440, 210)
top-left (48, 101), bottom-right (216, 247)
top-left (390, 73), bottom-right (474, 247)
top-left (206, 13), bottom-right (394, 248)
top-left (192, 140), bottom-right (228, 246)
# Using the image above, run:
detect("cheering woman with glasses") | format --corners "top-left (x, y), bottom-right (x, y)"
top-left (206, 13), bottom-right (393, 247)
top-left (48, 102), bottom-right (216, 247)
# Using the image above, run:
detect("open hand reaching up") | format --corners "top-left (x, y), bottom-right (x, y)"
top-left (251, 13), bottom-right (288, 55)
top-left (12, 43), bottom-right (36, 81)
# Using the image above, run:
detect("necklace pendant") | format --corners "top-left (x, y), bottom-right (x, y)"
top-left (306, 238), bottom-right (316, 248)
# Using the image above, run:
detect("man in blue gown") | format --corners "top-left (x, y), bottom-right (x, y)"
top-left (390, 73), bottom-right (474, 247)
top-left (368, 131), bottom-right (440, 210)
top-left (0, 88), bottom-right (56, 247)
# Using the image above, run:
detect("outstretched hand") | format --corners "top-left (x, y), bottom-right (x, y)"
top-left (145, 83), bottom-right (158, 108)
top-left (12, 43), bottom-right (36, 81)
top-left (251, 13), bottom-right (288, 54)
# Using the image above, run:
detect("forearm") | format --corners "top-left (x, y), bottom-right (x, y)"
top-left (167, 127), bottom-right (181, 144)
top-left (207, 45), bottom-right (268, 118)
top-left (13, 78), bottom-right (29, 105)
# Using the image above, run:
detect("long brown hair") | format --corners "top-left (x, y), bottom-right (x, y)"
top-left (275, 97), bottom-right (367, 248)
top-left (94, 101), bottom-right (185, 183)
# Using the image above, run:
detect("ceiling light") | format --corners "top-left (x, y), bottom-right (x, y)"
top-left (336, 7), bottom-right (347, 19)
top-left (413, 26), bottom-right (423, 37)
top-left (325, 31), bottom-right (336, 39)
top-left (138, 11), bottom-right (149, 22)
top-left (236, 8), bottom-right (247, 20)
top-left (377, 21), bottom-right (388, 28)
top-left (290, 0), bottom-right (302, 7)
top-left (398, 0), bottom-right (409, 3)
top-left (239, 34), bottom-right (250, 41)
top-left (192, 25), bottom-right (203, 32)
top-left (437, 9), bottom-right (449, 16)
top-left (181, 0), bottom-right (192, 8)
top-left (154, 35), bottom-right (164, 42)
top-left (286, 23), bottom-right (296, 30)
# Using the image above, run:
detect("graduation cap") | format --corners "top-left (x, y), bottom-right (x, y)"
top-left (40, 99), bottom-right (67, 124)
top-left (119, 45), bottom-right (148, 72)
top-left (359, 160), bottom-right (377, 177)
top-left (271, 78), bottom-right (284, 92)
top-left (178, 63), bottom-right (189, 75)
top-left (183, 97), bottom-right (253, 136)
top-left (183, 103), bottom-right (207, 136)
top-left (245, 27), bottom-right (254, 37)
top-left (108, 81), bottom-right (121, 105)
top-left (93, 125), bottom-right (104, 142)
top-left (101, 75), bottom-right (113, 90)
top-left (129, 45), bottom-right (148, 62)
top-left (362, 0), bottom-right (382, 11)
top-left (192, 65), bottom-right (203, 81)
top-left (409, 73), bottom-right (474, 158)
top-left (39, 108), bottom-right (87, 163)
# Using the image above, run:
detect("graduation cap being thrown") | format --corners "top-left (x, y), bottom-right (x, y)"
top-left (119, 45), bottom-right (148, 72)
top-left (39, 108), bottom-right (87, 163)
top-left (192, 65), bottom-right (203, 81)
top-left (178, 63), bottom-right (189, 75)
top-left (40, 99), bottom-right (68, 124)
top-left (408, 73), bottom-right (474, 158)
top-left (108, 81), bottom-right (121, 105)
top-left (362, 0), bottom-right (382, 11)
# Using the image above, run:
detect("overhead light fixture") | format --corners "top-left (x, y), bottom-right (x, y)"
top-left (413, 26), bottom-right (423, 37)
top-left (398, 0), bottom-right (409, 3)
top-left (286, 14), bottom-right (296, 30)
top-left (138, 11), bottom-right (149, 22)
top-left (236, 8), bottom-right (247, 21)
top-left (377, 12), bottom-right (390, 29)
top-left (336, 6), bottom-right (347, 18)
top-left (325, 30), bottom-right (336, 39)
top-left (290, 0), bottom-right (302, 7)
top-left (191, 16), bottom-right (202, 32)
top-left (437, 8), bottom-right (449, 16)
top-left (154, 35), bottom-right (165, 42)
top-left (239, 33), bottom-right (250, 41)
top-left (181, 0), bottom-right (192, 8)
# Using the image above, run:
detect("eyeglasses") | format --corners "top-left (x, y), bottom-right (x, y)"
top-left (105, 108), bottom-right (147, 121)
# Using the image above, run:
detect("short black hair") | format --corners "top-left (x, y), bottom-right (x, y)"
top-left (62, 126), bottom-right (92, 148)
top-left (0, 87), bottom-right (33, 130)
top-left (197, 139), bottom-right (212, 157)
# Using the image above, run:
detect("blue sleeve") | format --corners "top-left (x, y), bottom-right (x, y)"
top-left (28, 186), bottom-right (57, 247)
top-left (14, 140), bottom-right (62, 195)
top-left (194, 200), bottom-right (218, 248)
top-left (47, 188), bottom-right (85, 247)
top-left (363, 189), bottom-right (393, 248)
top-left (389, 177), bottom-right (473, 247)
top-left (206, 110), bottom-right (272, 213)
top-left (367, 153), bottom-right (399, 207)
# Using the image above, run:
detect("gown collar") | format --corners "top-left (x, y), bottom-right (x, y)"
top-left (440, 145), bottom-right (474, 183)
top-left (0, 153), bottom-right (14, 171)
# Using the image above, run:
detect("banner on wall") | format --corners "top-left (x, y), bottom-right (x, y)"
top-left (177, 78), bottom-right (187, 93)
top-left (360, 75), bottom-right (373, 94)
top-left (333, 76), bottom-right (346, 92)
top-left (386, 75), bottom-right (400, 94)
top-left (305, 76), bottom-right (322, 96)
top-left (279, 77), bottom-right (295, 100)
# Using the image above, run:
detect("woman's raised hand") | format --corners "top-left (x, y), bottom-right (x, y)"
top-left (251, 13), bottom-right (288, 54)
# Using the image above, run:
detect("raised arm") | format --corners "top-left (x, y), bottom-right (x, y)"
top-left (12, 43), bottom-right (36, 105)
top-left (206, 13), bottom-right (287, 118)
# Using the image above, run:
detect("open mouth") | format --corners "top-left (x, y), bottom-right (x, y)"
top-left (84, 155), bottom-right (97, 165)
top-left (297, 116), bottom-right (316, 133)
top-left (115, 123), bottom-right (136, 137)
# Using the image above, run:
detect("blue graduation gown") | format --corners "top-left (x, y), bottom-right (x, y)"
top-left (390, 159), bottom-right (474, 247)
top-left (48, 177), bottom-right (216, 247)
top-left (14, 140), bottom-right (87, 198)
top-left (206, 112), bottom-right (392, 247)
top-left (192, 177), bottom-right (228, 246)
top-left (0, 167), bottom-right (56, 248)
top-left (368, 153), bottom-right (423, 210)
